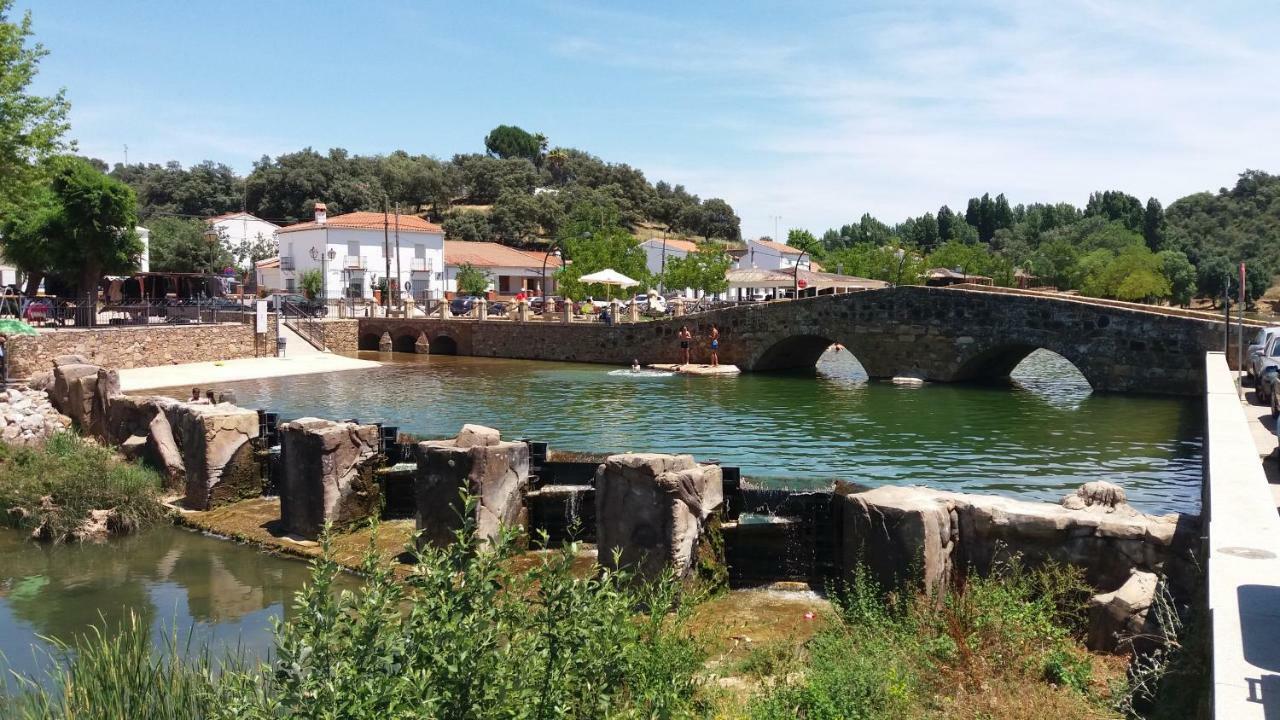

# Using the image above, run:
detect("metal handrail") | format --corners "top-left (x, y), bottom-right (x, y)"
top-left (281, 300), bottom-right (327, 350)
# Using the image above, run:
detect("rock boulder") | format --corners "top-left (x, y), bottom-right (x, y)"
top-left (279, 417), bottom-right (382, 539)
top-left (414, 426), bottom-right (530, 547)
top-left (594, 453), bottom-right (724, 581)
top-left (177, 403), bottom-right (260, 510)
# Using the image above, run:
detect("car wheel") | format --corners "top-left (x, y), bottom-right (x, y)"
top-left (1272, 391), bottom-right (1279, 418)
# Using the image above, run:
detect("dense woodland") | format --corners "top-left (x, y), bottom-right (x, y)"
top-left (2, 0), bottom-right (1278, 309)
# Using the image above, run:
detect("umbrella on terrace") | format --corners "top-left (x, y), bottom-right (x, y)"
top-left (0, 319), bottom-right (39, 336)
top-left (578, 268), bottom-right (640, 288)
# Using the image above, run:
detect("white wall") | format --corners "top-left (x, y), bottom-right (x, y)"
top-left (443, 265), bottom-right (555, 295)
top-left (639, 238), bottom-right (690, 277)
top-left (136, 226), bottom-right (151, 273)
top-left (212, 215), bottom-right (279, 270)
top-left (281, 226), bottom-right (445, 301)
top-left (744, 239), bottom-right (809, 271)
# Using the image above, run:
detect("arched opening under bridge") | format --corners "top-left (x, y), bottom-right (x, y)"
top-left (957, 344), bottom-right (1093, 391)
top-left (392, 334), bottom-right (417, 353)
top-left (428, 334), bottom-right (458, 355)
top-left (752, 334), bottom-right (866, 378)
top-left (358, 333), bottom-right (382, 351)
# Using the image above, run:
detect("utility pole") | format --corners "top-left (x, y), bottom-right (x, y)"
top-left (394, 203), bottom-right (402, 309)
top-left (383, 199), bottom-right (391, 310)
top-left (123, 144), bottom-right (128, 166)
top-left (1238, 262), bottom-right (1246, 389)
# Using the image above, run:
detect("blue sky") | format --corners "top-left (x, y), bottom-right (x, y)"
top-left (19, 1), bottom-right (1280, 238)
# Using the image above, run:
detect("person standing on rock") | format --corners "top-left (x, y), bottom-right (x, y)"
top-left (678, 326), bottom-right (692, 366)
top-left (708, 324), bottom-right (720, 367)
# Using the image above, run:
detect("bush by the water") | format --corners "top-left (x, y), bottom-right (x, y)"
top-left (2, 503), bottom-right (710, 719)
top-left (745, 560), bottom-right (1126, 719)
top-left (0, 432), bottom-right (167, 541)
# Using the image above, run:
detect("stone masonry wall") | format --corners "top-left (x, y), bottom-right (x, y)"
top-left (358, 286), bottom-right (1235, 395)
top-left (317, 319), bottom-right (358, 353)
top-left (7, 322), bottom-right (277, 378)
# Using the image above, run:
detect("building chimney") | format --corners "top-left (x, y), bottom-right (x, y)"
top-left (314, 202), bottom-right (327, 225)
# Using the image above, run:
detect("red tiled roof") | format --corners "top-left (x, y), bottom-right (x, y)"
top-left (277, 211), bottom-right (443, 235)
top-left (255, 256), bottom-right (280, 268)
top-left (643, 237), bottom-right (700, 254)
top-left (752, 237), bottom-right (805, 255)
top-left (444, 241), bottom-right (562, 269)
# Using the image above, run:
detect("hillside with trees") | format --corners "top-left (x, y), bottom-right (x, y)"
top-left (794, 171), bottom-right (1280, 309)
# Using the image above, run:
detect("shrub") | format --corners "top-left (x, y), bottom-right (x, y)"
top-left (0, 432), bottom-right (167, 541)
top-left (297, 268), bottom-right (323, 298)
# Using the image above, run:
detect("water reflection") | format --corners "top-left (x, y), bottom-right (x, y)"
top-left (0, 525), bottom-right (327, 682)
top-left (165, 349), bottom-right (1202, 514)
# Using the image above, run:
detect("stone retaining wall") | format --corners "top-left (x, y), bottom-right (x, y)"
top-left (7, 322), bottom-right (276, 378)
top-left (317, 319), bottom-right (358, 353)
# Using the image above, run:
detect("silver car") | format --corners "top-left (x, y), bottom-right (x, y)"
top-left (1247, 326), bottom-right (1280, 381)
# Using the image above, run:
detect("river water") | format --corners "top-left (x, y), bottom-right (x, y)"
top-left (189, 349), bottom-right (1202, 513)
top-left (0, 349), bottom-right (1202, 684)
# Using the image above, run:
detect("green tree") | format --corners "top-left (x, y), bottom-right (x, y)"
top-left (1030, 238), bottom-right (1082, 290)
top-left (488, 190), bottom-right (541, 245)
top-left (0, 0), bottom-right (71, 214)
top-left (660, 243), bottom-right (731, 295)
top-left (687, 198), bottom-right (741, 242)
top-left (147, 217), bottom-right (234, 274)
top-left (1143, 197), bottom-right (1166, 251)
top-left (298, 268), bottom-right (323, 298)
top-left (483, 125), bottom-right (542, 162)
top-left (0, 183), bottom-right (57, 294)
top-left (1080, 244), bottom-right (1170, 301)
top-left (554, 203), bottom-right (648, 300)
top-left (1085, 190), bottom-right (1145, 233)
top-left (786, 228), bottom-right (822, 261)
top-left (442, 209), bottom-right (492, 242)
top-left (454, 262), bottom-right (492, 295)
top-left (1158, 250), bottom-right (1196, 306)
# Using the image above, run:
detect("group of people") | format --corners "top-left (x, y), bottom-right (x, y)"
top-left (677, 324), bottom-right (720, 367)
top-left (188, 387), bottom-right (226, 405)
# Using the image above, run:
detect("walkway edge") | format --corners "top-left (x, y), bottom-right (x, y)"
top-left (1205, 351), bottom-right (1280, 718)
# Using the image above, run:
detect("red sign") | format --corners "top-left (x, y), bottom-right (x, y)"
top-left (797, 279), bottom-right (808, 289)
top-left (1240, 262), bottom-right (1247, 303)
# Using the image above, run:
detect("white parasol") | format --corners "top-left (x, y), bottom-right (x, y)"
top-left (578, 268), bottom-right (640, 288)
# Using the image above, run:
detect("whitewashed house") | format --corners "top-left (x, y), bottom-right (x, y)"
top-left (443, 241), bottom-right (561, 297)
top-left (741, 237), bottom-right (811, 271)
top-left (207, 212), bottom-right (279, 272)
top-left (274, 204), bottom-right (445, 301)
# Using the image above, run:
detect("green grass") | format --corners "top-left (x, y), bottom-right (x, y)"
top-left (0, 432), bottom-right (167, 541)
top-left (746, 560), bottom-right (1129, 720)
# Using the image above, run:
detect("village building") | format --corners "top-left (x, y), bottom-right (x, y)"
top-left (443, 241), bottom-right (562, 298)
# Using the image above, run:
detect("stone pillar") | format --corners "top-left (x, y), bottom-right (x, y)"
top-left (414, 424), bottom-right (530, 547)
top-left (379, 331), bottom-right (393, 352)
top-left (611, 298), bottom-right (623, 323)
top-left (563, 300), bottom-right (573, 323)
top-left (403, 294), bottom-right (416, 318)
top-left (517, 300), bottom-right (530, 322)
top-left (594, 453), bottom-right (724, 581)
top-left (673, 299), bottom-right (685, 317)
top-left (177, 403), bottom-right (261, 510)
top-left (438, 300), bottom-right (449, 319)
top-left (278, 417), bottom-right (382, 539)
top-left (841, 486), bottom-right (955, 596)
top-left (415, 332), bottom-right (430, 354)
top-left (629, 301), bottom-right (640, 323)
top-left (477, 297), bottom-right (488, 320)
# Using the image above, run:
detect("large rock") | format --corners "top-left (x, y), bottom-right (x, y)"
top-left (456, 423), bottom-right (501, 448)
top-left (1088, 569), bottom-right (1159, 653)
top-left (594, 453), bottom-right (724, 581)
top-left (842, 485), bottom-right (955, 595)
top-left (177, 403), bottom-right (260, 510)
top-left (147, 401), bottom-right (186, 490)
top-left (49, 363), bottom-right (99, 421)
top-left (278, 417), bottom-right (382, 539)
top-left (414, 426), bottom-right (530, 547)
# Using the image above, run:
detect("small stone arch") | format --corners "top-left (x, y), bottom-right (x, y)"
top-left (392, 334), bottom-right (417, 353)
top-left (358, 332), bottom-right (382, 351)
top-left (429, 334), bottom-right (458, 355)
top-left (748, 333), bottom-right (856, 372)
top-left (952, 342), bottom-right (1096, 389)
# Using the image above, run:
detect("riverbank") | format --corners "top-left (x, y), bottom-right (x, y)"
top-left (117, 352), bottom-right (380, 392)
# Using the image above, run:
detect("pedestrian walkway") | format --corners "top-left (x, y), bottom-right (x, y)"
top-left (118, 352), bottom-right (379, 392)
top-left (279, 321), bottom-right (325, 355)
top-left (1238, 386), bottom-right (1280, 511)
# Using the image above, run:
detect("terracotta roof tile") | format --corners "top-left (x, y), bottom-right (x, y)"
top-left (752, 238), bottom-right (805, 255)
top-left (643, 237), bottom-right (701, 254)
top-left (444, 241), bottom-right (562, 269)
top-left (277, 211), bottom-right (443, 235)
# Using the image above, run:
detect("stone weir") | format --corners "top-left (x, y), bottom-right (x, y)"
top-left (36, 356), bottom-right (1199, 654)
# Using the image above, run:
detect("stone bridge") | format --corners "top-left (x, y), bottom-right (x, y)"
top-left (358, 286), bottom-right (1248, 395)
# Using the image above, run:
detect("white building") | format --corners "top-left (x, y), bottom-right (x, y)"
top-left (207, 212), bottom-right (279, 268)
top-left (443, 241), bottom-right (561, 297)
top-left (639, 237), bottom-right (713, 298)
top-left (741, 237), bottom-right (811, 271)
top-left (274, 204), bottom-right (446, 301)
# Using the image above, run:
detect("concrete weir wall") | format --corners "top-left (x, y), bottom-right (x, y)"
top-left (8, 322), bottom-right (276, 379)
top-left (1203, 352), bottom-right (1280, 719)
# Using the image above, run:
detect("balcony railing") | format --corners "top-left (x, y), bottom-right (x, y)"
top-left (410, 258), bottom-right (431, 272)
top-left (344, 255), bottom-right (368, 270)
top-left (279, 256), bottom-right (295, 271)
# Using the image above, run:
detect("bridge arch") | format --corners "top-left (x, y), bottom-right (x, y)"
top-left (751, 333), bottom-right (842, 371)
top-left (392, 334), bottom-right (417, 353)
top-left (428, 334), bottom-right (458, 355)
top-left (951, 341), bottom-right (1097, 389)
top-left (358, 332), bottom-right (382, 351)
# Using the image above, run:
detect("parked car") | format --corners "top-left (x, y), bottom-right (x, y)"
top-left (1256, 336), bottom-right (1280, 405)
top-left (266, 293), bottom-right (325, 317)
top-left (529, 296), bottom-right (564, 314)
top-left (626, 293), bottom-right (668, 314)
top-left (1247, 326), bottom-right (1280, 381)
top-left (450, 295), bottom-right (480, 316)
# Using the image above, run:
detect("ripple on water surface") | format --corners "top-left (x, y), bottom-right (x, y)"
top-left (161, 349), bottom-right (1202, 515)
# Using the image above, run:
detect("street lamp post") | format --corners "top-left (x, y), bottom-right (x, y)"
top-left (541, 245), bottom-right (562, 311)
top-left (310, 247), bottom-right (336, 312)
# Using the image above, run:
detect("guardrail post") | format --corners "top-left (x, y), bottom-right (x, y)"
top-left (477, 298), bottom-right (488, 321)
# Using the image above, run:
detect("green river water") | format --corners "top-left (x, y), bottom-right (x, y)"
top-left (0, 349), bottom-right (1202, 683)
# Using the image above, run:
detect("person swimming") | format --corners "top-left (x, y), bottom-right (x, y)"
top-left (632, 359), bottom-right (641, 371)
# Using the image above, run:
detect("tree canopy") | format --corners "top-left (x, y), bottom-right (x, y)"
top-left (147, 217), bottom-right (233, 274)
